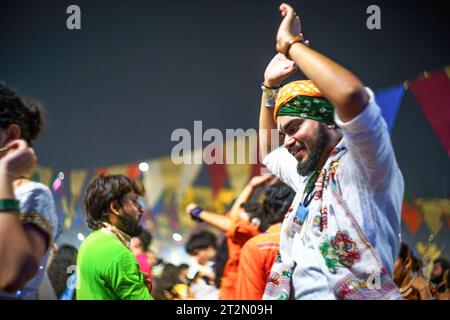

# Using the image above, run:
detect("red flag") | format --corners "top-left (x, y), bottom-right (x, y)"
top-left (251, 162), bottom-right (266, 178)
top-left (402, 201), bottom-right (424, 236)
top-left (410, 67), bottom-right (450, 155)
top-left (126, 164), bottom-right (141, 180)
top-left (206, 149), bottom-right (228, 199)
top-left (96, 167), bottom-right (108, 176)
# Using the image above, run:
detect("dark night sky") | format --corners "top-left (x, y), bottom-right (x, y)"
top-left (0, 0), bottom-right (449, 198)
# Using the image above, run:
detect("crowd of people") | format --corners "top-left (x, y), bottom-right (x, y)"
top-left (0, 3), bottom-right (448, 300)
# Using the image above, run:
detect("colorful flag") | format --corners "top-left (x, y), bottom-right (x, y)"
top-left (178, 148), bottom-right (203, 200)
top-left (401, 200), bottom-right (424, 236)
top-left (416, 198), bottom-right (450, 235)
top-left (126, 164), bottom-right (141, 180)
top-left (375, 84), bottom-right (405, 132)
top-left (206, 148), bottom-right (228, 199)
top-left (143, 159), bottom-right (164, 209)
top-left (69, 169), bottom-right (88, 211)
top-left (410, 67), bottom-right (450, 155)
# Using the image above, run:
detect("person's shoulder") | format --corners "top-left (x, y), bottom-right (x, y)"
top-left (27, 181), bottom-right (51, 191)
top-left (80, 232), bottom-right (132, 267)
top-left (81, 231), bottom-right (125, 252)
top-left (15, 180), bottom-right (60, 238)
top-left (243, 232), bottom-right (280, 252)
top-left (16, 180), bottom-right (53, 199)
top-left (234, 220), bottom-right (260, 241)
top-left (232, 217), bottom-right (260, 234)
top-left (250, 232), bottom-right (278, 244)
top-left (29, 181), bottom-right (52, 192)
top-left (412, 276), bottom-right (430, 291)
top-left (243, 234), bottom-right (261, 248)
top-left (16, 181), bottom-right (56, 213)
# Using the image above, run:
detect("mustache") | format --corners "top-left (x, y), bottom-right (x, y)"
top-left (287, 141), bottom-right (307, 155)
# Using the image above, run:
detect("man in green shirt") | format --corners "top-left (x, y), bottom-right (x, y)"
top-left (76, 175), bottom-right (153, 300)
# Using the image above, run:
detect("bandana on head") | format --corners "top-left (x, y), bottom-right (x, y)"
top-left (274, 80), bottom-right (336, 125)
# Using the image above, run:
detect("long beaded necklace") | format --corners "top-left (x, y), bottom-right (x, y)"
top-left (303, 171), bottom-right (319, 207)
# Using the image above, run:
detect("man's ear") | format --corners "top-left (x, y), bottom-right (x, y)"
top-left (6, 124), bottom-right (21, 142)
top-left (109, 200), bottom-right (121, 216)
top-left (405, 257), bottom-right (412, 270)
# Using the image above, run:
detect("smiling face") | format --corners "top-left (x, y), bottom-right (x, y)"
top-left (277, 115), bottom-right (332, 176)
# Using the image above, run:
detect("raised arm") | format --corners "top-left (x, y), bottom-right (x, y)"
top-left (228, 175), bottom-right (274, 220)
top-left (185, 176), bottom-right (273, 232)
top-left (185, 203), bottom-right (232, 233)
top-left (0, 140), bottom-right (46, 292)
top-left (259, 54), bottom-right (297, 159)
top-left (275, 3), bottom-right (369, 123)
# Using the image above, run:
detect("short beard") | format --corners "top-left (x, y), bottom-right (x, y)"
top-left (297, 124), bottom-right (330, 176)
top-left (430, 274), bottom-right (444, 286)
top-left (117, 212), bottom-right (143, 237)
top-left (127, 221), bottom-right (143, 237)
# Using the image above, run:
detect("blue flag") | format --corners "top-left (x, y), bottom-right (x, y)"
top-left (375, 84), bottom-right (405, 132)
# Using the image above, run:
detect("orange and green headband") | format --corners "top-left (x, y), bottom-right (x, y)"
top-left (274, 80), bottom-right (336, 126)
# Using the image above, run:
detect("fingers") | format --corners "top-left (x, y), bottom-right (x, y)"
top-left (279, 4), bottom-right (288, 17)
top-left (186, 203), bottom-right (197, 213)
top-left (274, 53), bottom-right (293, 63)
top-left (286, 60), bottom-right (297, 70)
top-left (282, 60), bottom-right (297, 76)
top-left (279, 3), bottom-right (296, 31)
top-left (5, 139), bottom-right (27, 151)
top-left (279, 3), bottom-right (294, 17)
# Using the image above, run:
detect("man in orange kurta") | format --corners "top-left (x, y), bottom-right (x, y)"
top-left (219, 214), bottom-right (260, 300)
top-left (235, 224), bottom-right (281, 300)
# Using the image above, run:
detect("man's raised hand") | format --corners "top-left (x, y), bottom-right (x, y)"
top-left (276, 3), bottom-right (302, 55)
top-left (264, 53), bottom-right (297, 88)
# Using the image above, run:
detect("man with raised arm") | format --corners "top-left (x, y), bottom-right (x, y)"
top-left (259, 3), bottom-right (404, 300)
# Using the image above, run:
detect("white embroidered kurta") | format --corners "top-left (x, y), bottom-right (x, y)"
top-left (263, 88), bottom-right (404, 300)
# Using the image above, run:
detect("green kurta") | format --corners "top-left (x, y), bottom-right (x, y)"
top-left (76, 230), bottom-right (153, 300)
